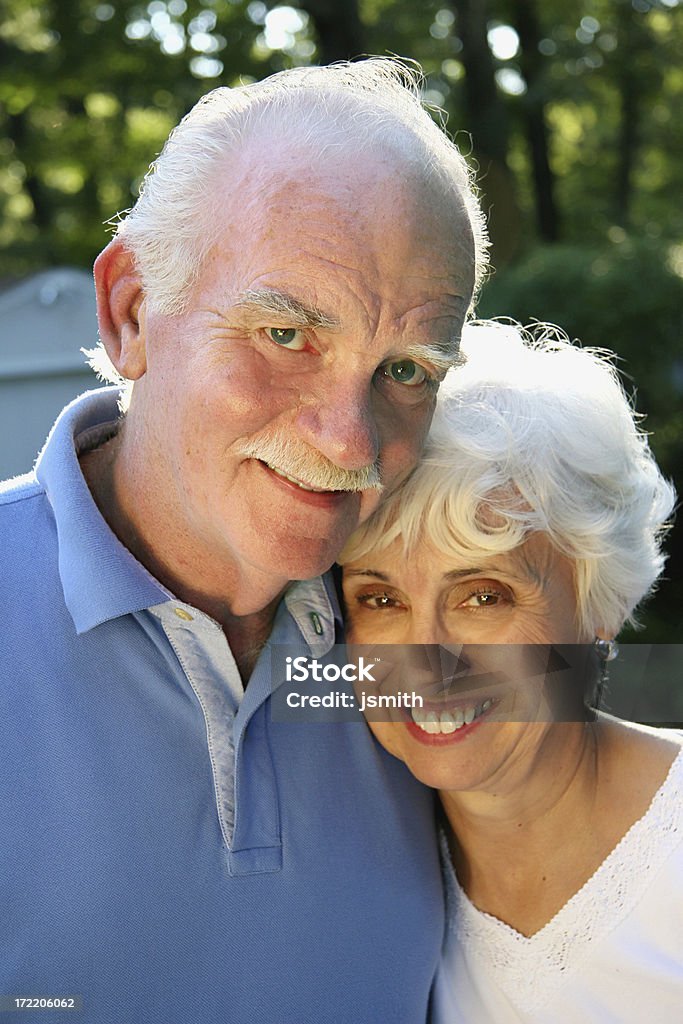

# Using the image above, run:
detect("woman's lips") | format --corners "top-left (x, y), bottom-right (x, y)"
top-left (405, 697), bottom-right (498, 744)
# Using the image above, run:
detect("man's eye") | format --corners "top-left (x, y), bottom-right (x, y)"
top-left (266, 327), bottom-right (307, 350)
top-left (381, 360), bottom-right (429, 387)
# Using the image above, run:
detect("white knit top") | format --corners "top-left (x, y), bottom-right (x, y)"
top-left (433, 740), bottom-right (683, 1023)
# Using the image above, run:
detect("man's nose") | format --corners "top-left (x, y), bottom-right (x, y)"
top-left (294, 382), bottom-right (380, 471)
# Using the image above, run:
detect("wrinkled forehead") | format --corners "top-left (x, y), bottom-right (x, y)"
top-left (210, 130), bottom-right (476, 298)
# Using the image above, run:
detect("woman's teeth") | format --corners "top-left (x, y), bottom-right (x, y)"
top-left (411, 699), bottom-right (493, 735)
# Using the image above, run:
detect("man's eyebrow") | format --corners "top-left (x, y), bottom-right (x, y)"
top-left (403, 340), bottom-right (464, 374)
top-left (232, 291), bottom-right (463, 369)
top-left (233, 289), bottom-right (340, 330)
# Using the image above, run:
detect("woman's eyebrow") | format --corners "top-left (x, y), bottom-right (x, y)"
top-left (233, 288), bottom-right (340, 330)
top-left (443, 568), bottom-right (485, 580)
top-left (343, 569), bottom-right (393, 581)
top-left (443, 564), bottom-right (541, 586)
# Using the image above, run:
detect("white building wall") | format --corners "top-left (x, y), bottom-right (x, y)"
top-left (0, 268), bottom-right (101, 480)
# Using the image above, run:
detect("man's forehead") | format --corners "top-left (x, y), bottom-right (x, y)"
top-left (202, 142), bottom-right (475, 345)
top-left (214, 182), bottom-right (473, 296)
top-left (224, 130), bottom-right (468, 227)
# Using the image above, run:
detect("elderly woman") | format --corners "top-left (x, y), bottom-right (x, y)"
top-left (339, 323), bottom-right (680, 1023)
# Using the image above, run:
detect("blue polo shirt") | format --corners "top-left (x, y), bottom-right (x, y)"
top-left (0, 390), bottom-right (443, 1024)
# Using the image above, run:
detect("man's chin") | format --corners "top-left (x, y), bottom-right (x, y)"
top-left (266, 529), bottom-right (358, 582)
top-left (277, 549), bottom-right (348, 582)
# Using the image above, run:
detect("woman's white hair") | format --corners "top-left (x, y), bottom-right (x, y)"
top-left (340, 321), bottom-right (676, 638)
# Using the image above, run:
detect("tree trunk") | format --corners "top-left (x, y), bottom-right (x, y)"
top-left (451, 0), bottom-right (508, 163)
top-left (512, 0), bottom-right (560, 242)
top-left (450, 0), bottom-right (520, 265)
top-left (6, 111), bottom-right (52, 236)
top-left (613, 0), bottom-right (650, 227)
top-left (295, 0), bottom-right (365, 64)
top-left (616, 71), bottom-right (638, 227)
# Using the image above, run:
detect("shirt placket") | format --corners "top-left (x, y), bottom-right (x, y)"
top-left (149, 602), bottom-right (243, 852)
top-left (147, 578), bottom-right (339, 876)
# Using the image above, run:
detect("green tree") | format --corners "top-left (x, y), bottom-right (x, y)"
top-left (1, 0), bottom-right (681, 640)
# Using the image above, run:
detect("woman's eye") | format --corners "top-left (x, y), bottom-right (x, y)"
top-left (461, 591), bottom-right (504, 609)
top-left (356, 592), bottom-right (404, 611)
top-left (380, 359), bottom-right (429, 387)
top-left (266, 327), bottom-right (307, 351)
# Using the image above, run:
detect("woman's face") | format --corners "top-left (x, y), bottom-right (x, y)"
top-left (342, 532), bottom-right (590, 792)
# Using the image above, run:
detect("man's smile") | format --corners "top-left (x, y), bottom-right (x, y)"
top-left (260, 460), bottom-right (342, 493)
top-left (255, 458), bottom-right (356, 509)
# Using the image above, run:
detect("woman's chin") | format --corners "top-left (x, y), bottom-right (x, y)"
top-left (369, 718), bottom-right (506, 793)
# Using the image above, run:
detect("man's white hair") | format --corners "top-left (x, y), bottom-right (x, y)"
top-left (340, 321), bottom-right (676, 638)
top-left (116, 58), bottom-right (488, 315)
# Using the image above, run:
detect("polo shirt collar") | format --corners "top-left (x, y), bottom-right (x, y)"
top-left (35, 388), bottom-right (171, 634)
top-left (284, 572), bottom-right (342, 658)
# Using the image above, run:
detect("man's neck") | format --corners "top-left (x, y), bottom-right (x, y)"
top-left (79, 435), bottom-right (288, 682)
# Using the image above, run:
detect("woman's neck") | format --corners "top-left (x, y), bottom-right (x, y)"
top-left (440, 718), bottom-right (681, 937)
top-left (440, 721), bottom-right (603, 935)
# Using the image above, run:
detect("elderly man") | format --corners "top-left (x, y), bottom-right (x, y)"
top-left (0, 61), bottom-right (485, 1022)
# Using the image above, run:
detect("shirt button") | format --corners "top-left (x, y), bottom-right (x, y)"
top-left (173, 607), bottom-right (194, 621)
top-left (309, 611), bottom-right (324, 636)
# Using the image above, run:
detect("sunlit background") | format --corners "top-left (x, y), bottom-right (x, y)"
top-left (1, 0), bottom-right (681, 673)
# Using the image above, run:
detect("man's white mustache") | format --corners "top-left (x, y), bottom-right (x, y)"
top-left (237, 431), bottom-right (383, 492)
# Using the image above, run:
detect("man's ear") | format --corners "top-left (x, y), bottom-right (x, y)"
top-left (93, 238), bottom-right (147, 381)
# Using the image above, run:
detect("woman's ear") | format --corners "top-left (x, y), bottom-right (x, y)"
top-left (93, 239), bottom-right (147, 381)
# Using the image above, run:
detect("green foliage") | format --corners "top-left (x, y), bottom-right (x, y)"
top-left (478, 237), bottom-right (683, 414)
top-left (2, 0), bottom-right (682, 273)
top-left (0, 0), bottom-right (271, 275)
top-left (0, 0), bottom-right (681, 641)
top-left (478, 237), bottom-right (683, 642)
